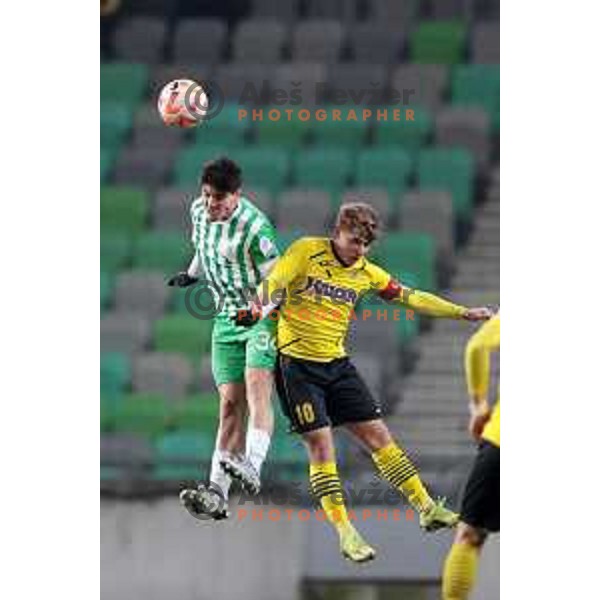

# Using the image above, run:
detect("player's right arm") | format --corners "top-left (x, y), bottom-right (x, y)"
top-left (465, 314), bottom-right (500, 439)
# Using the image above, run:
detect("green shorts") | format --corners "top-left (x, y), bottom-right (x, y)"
top-left (211, 315), bottom-right (277, 386)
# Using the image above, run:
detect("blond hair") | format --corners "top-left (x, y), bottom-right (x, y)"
top-left (335, 202), bottom-right (380, 244)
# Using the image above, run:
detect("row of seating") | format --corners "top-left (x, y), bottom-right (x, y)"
top-left (105, 16), bottom-right (499, 65)
top-left (101, 62), bottom-right (500, 114)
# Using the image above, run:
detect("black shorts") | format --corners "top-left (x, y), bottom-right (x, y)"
top-left (274, 353), bottom-right (383, 434)
top-left (460, 440), bottom-right (500, 533)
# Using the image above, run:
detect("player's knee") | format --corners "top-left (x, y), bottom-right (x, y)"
top-left (455, 522), bottom-right (486, 548)
top-left (304, 432), bottom-right (334, 463)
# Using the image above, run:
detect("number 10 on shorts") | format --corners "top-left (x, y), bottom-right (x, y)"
top-left (295, 401), bottom-right (315, 426)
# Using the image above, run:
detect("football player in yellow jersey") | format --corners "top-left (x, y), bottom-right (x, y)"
top-left (442, 314), bottom-right (500, 599)
top-left (235, 203), bottom-right (492, 563)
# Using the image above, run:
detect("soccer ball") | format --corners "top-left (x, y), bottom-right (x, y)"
top-left (157, 79), bottom-right (208, 128)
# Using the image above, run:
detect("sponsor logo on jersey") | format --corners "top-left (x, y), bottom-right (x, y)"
top-left (304, 276), bottom-right (358, 304)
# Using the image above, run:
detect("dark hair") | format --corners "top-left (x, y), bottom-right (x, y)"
top-left (201, 157), bottom-right (243, 194)
top-left (335, 202), bottom-right (380, 244)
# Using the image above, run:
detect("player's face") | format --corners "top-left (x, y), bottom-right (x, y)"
top-left (202, 185), bottom-right (240, 222)
top-left (333, 228), bottom-right (372, 265)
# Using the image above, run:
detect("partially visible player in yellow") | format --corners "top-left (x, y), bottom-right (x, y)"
top-left (442, 314), bottom-right (500, 599)
top-left (236, 203), bottom-right (492, 563)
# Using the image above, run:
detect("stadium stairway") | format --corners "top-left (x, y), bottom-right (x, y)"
top-left (387, 165), bottom-right (500, 501)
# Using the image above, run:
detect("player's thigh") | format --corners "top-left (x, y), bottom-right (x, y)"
top-left (246, 318), bottom-right (277, 372)
top-left (274, 354), bottom-right (329, 434)
top-left (460, 441), bottom-right (500, 533)
top-left (326, 359), bottom-right (384, 428)
top-left (211, 330), bottom-right (246, 387)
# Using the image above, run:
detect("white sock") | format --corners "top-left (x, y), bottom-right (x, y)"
top-left (209, 449), bottom-right (232, 500)
top-left (245, 427), bottom-right (271, 475)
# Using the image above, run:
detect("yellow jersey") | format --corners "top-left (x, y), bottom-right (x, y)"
top-left (465, 315), bottom-right (500, 447)
top-left (262, 237), bottom-right (468, 362)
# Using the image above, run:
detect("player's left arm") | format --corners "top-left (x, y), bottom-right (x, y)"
top-left (372, 265), bottom-right (491, 321)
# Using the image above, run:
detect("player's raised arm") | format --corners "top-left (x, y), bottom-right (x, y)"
top-left (167, 197), bottom-right (203, 288)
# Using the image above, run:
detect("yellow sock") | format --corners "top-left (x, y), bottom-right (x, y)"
top-left (372, 443), bottom-right (433, 512)
top-left (309, 461), bottom-right (350, 532)
top-left (442, 542), bottom-right (479, 600)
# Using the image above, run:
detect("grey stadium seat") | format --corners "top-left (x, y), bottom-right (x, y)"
top-left (434, 106), bottom-right (491, 168)
top-left (352, 352), bottom-right (386, 407)
top-left (305, 0), bottom-right (358, 23)
top-left (472, 22), bottom-right (500, 64)
top-left (113, 271), bottom-right (171, 318)
top-left (111, 17), bottom-right (167, 63)
top-left (430, 0), bottom-right (474, 20)
top-left (149, 64), bottom-right (214, 97)
top-left (215, 63), bottom-right (276, 103)
top-left (292, 20), bottom-right (344, 63)
top-left (130, 116), bottom-right (188, 151)
top-left (132, 352), bottom-right (193, 398)
top-left (327, 63), bottom-right (388, 105)
top-left (172, 18), bottom-right (227, 65)
top-left (276, 189), bottom-right (332, 234)
top-left (341, 189), bottom-right (392, 228)
top-left (391, 64), bottom-right (449, 111)
top-left (273, 62), bottom-right (328, 107)
top-left (232, 19), bottom-right (287, 64)
top-left (250, 0), bottom-right (301, 24)
top-left (101, 313), bottom-right (151, 354)
top-left (243, 187), bottom-right (275, 220)
top-left (101, 433), bottom-right (153, 466)
top-left (152, 187), bottom-right (196, 232)
top-left (350, 22), bottom-right (406, 64)
top-left (112, 145), bottom-right (176, 187)
top-left (368, 0), bottom-right (419, 24)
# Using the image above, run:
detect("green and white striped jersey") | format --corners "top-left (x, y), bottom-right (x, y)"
top-left (190, 195), bottom-right (280, 317)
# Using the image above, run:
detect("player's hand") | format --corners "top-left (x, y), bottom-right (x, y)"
top-left (463, 306), bottom-right (493, 321)
top-left (233, 303), bottom-right (261, 327)
top-left (167, 272), bottom-right (199, 287)
top-left (468, 401), bottom-right (491, 441)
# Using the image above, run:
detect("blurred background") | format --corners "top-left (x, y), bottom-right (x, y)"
top-left (100, 1), bottom-right (500, 599)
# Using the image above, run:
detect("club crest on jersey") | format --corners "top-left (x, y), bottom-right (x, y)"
top-left (305, 276), bottom-right (358, 304)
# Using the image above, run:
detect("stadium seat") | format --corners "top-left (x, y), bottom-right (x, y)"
top-left (234, 147), bottom-right (290, 197)
top-left (391, 64), bottom-right (449, 112)
top-left (311, 108), bottom-right (368, 148)
top-left (101, 352), bottom-right (131, 398)
top-left (250, 0), bottom-right (301, 24)
top-left (417, 147), bottom-right (475, 223)
top-left (291, 20), bottom-right (344, 63)
top-left (430, 0), bottom-right (474, 20)
top-left (350, 22), bottom-right (405, 64)
top-left (101, 232), bottom-right (132, 273)
top-left (215, 63), bottom-right (276, 103)
top-left (373, 107), bottom-right (432, 161)
top-left (368, 0), bottom-right (419, 24)
top-left (101, 433), bottom-right (153, 467)
top-left (132, 352), bottom-right (193, 398)
top-left (101, 186), bottom-right (149, 235)
top-left (293, 148), bottom-right (353, 195)
top-left (100, 148), bottom-right (115, 183)
top-left (172, 144), bottom-right (232, 187)
top-left (356, 148), bottom-right (413, 197)
top-left (101, 103), bottom-right (133, 150)
top-left (276, 189), bottom-right (333, 234)
top-left (154, 315), bottom-right (213, 358)
top-left (113, 271), bottom-right (171, 318)
top-left (373, 232), bottom-right (437, 291)
top-left (113, 393), bottom-right (170, 436)
top-left (111, 17), bottom-right (167, 63)
top-left (101, 313), bottom-right (151, 354)
top-left (171, 18), bottom-right (228, 64)
top-left (273, 62), bottom-right (328, 107)
top-left (101, 272), bottom-right (112, 311)
top-left (472, 22), bottom-right (500, 64)
top-left (101, 63), bottom-right (149, 108)
top-left (149, 63), bottom-right (215, 97)
top-left (327, 64), bottom-right (388, 106)
top-left (152, 187), bottom-right (196, 232)
top-left (192, 104), bottom-right (251, 147)
top-left (451, 64), bottom-right (500, 131)
top-left (153, 431), bottom-right (214, 480)
top-left (132, 232), bottom-right (191, 272)
top-left (171, 393), bottom-right (220, 431)
top-left (435, 106), bottom-right (491, 167)
top-left (232, 19), bottom-right (287, 64)
top-left (255, 115), bottom-right (311, 150)
top-left (112, 144), bottom-right (176, 187)
top-left (305, 0), bottom-right (358, 22)
top-left (131, 103), bottom-right (188, 149)
top-left (410, 21), bottom-right (467, 65)
top-left (340, 189), bottom-right (392, 228)
top-left (243, 187), bottom-right (274, 219)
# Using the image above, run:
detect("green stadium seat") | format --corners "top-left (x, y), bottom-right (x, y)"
top-left (293, 148), bottom-right (354, 195)
top-left (171, 393), bottom-right (220, 432)
top-left (193, 104), bottom-right (251, 147)
top-left (101, 353), bottom-right (130, 397)
top-left (132, 232), bottom-right (192, 272)
top-left (356, 148), bottom-right (413, 196)
top-left (153, 431), bottom-right (214, 480)
top-left (172, 144), bottom-right (232, 187)
top-left (255, 112), bottom-right (311, 149)
top-left (372, 232), bottom-right (437, 292)
top-left (101, 63), bottom-right (149, 108)
top-left (101, 186), bottom-right (149, 235)
top-left (451, 65), bottom-right (500, 131)
top-left (100, 272), bottom-right (112, 310)
top-left (410, 21), bottom-right (467, 65)
top-left (101, 148), bottom-right (115, 183)
top-left (275, 230), bottom-right (303, 253)
top-left (417, 148), bottom-right (475, 222)
top-left (101, 102), bottom-right (133, 150)
top-left (268, 433), bottom-right (305, 481)
top-left (101, 232), bottom-right (132, 273)
top-left (311, 108), bottom-right (367, 148)
top-left (113, 393), bottom-right (170, 437)
top-left (101, 396), bottom-right (118, 432)
top-left (373, 107), bottom-right (433, 159)
top-left (154, 315), bottom-right (213, 358)
top-left (235, 147), bottom-right (291, 197)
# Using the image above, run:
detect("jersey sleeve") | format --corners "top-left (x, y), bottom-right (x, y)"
top-left (189, 197), bottom-right (203, 248)
top-left (248, 219), bottom-right (280, 280)
top-left (465, 315), bottom-right (501, 398)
